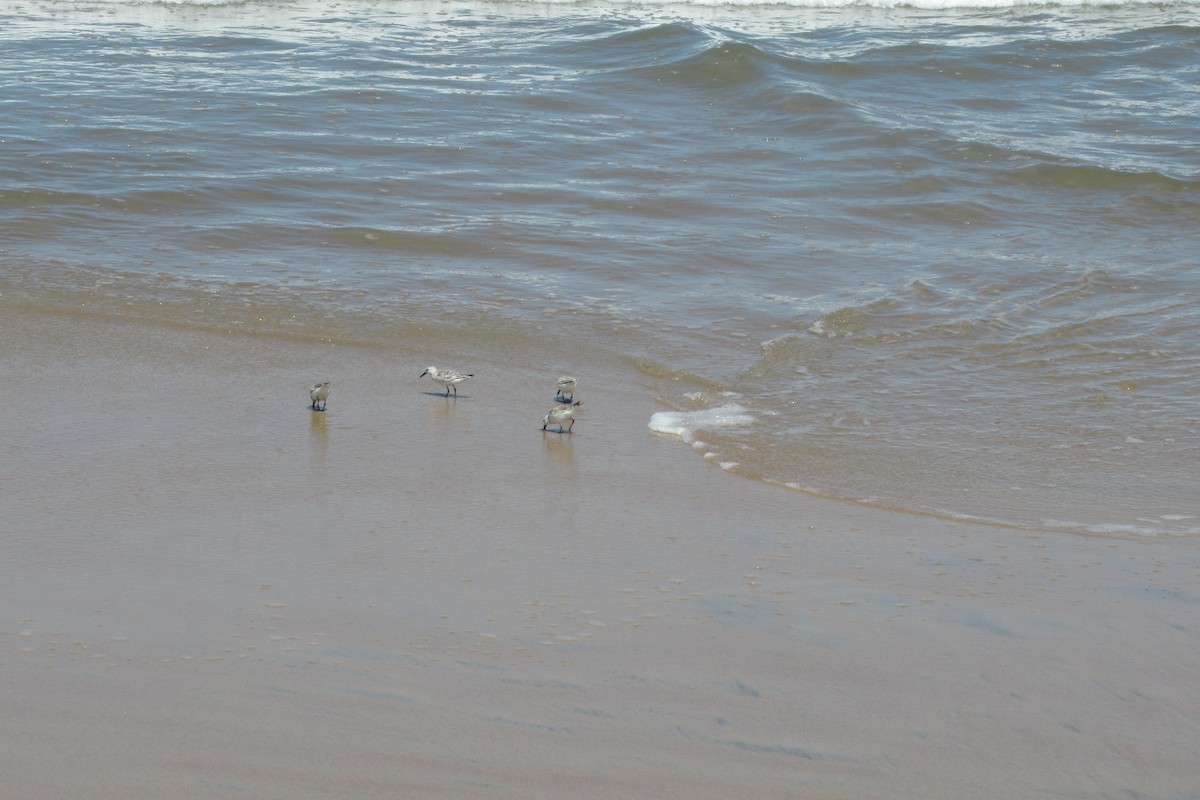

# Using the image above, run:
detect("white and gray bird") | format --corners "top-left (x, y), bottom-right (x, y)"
top-left (420, 366), bottom-right (473, 397)
top-left (555, 375), bottom-right (577, 402)
top-left (309, 381), bottom-right (331, 411)
top-left (542, 400), bottom-right (582, 433)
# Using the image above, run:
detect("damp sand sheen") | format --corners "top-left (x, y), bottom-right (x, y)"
top-left (3, 305), bottom-right (1198, 799)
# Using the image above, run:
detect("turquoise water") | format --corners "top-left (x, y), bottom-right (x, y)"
top-left (2, 0), bottom-right (1197, 534)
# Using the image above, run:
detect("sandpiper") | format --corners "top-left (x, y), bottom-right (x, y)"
top-left (555, 375), bottom-right (577, 402)
top-left (420, 366), bottom-right (473, 397)
top-left (309, 381), bottom-right (330, 411)
top-left (542, 400), bottom-right (582, 433)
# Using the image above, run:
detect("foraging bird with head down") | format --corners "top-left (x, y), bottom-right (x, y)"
top-left (542, 400), bottom-right (582, 433)
top-left (555, 375), bottom-right (577, 402)
top-left (309, 381), bottom-right (330, 411)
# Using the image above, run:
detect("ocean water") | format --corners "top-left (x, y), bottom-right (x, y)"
top-left (2, 0), bottom-right (1197, 536)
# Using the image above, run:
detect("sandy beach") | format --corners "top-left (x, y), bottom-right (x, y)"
top-left (3, 305), bottom-right (1198, 799)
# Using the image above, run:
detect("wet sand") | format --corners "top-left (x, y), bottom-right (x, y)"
top-left (3, 306), bottom-right (1198, 799)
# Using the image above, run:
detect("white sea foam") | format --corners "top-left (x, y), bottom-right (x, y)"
top-left (1040, 519), bottom-right (1166, 537)
top-left (688, 0), bottom-right (1178, 7)
top-left (31, 0), bottom-right (1174, 9)
top-left (648, 404), bottom-right (754, 445)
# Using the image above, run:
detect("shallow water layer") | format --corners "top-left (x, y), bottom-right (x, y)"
top-left (1, 0), bottom-right (1198, 535)
top-left (3, 306), bottom-right (1200, 800)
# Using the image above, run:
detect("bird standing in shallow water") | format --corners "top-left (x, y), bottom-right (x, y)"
top-left (542, 400), bottom-right (582, 433)
top-left (309, 381), bottom-right (330, 411)
top-left (555, 375), bottom-right (577, 402)
top-left (420, 366), bottom-right (473, 397)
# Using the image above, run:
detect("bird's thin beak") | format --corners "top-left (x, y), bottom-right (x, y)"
top-left (419, 371), bottom-right (428, 377)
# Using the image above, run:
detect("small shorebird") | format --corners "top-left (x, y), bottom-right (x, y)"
top-left (555, 375), bottom-right (577, 402)
top-left (542, 400), bottom-right (582, 433)
top-left (420, 366), bottom-right (473, 397)
top-left (309, 381), bottom-right (330, 411)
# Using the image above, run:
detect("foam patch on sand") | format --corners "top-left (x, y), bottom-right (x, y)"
top-left (648, 404), bottom-right (754, 445)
